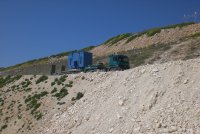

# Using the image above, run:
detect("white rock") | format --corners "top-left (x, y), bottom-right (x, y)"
top-left (129, 89), bottom-right (133, 93)
top-left (117, 113), bottom-right (122, 119)
top-left (133, 127), bottom-right (140, 132)
top-left (109, 127), bottom-right (114, 133)
top-left (168, 126), bottom-right (177, 133)
top-left (152, 68), bottom-right (159, 73)
top-left (118, 100), bottom-right (125, 106)
top-left (183, 79), bottom-right (189, 84)
top-left (186, 128), bottom-right (194, 134)
top-left (156, 123), bottom-right (161, 128)
top-left (140, 69), bottom-right (146, 74)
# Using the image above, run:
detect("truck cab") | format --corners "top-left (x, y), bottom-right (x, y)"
top-left (108, 54), bottom-right (130, 70)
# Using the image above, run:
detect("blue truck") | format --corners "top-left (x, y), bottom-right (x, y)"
top-left (67, 51), bottom-right (130, 73)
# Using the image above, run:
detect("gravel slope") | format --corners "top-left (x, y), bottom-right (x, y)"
top-left (35, 58), bottom-right (200, 134)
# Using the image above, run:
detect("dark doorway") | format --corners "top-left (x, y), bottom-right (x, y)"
top-left (51, 65), bottom-right (56, 75)
top-left (61, 65), bottom-right (66, 72)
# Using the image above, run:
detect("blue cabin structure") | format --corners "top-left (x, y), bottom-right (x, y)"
top-left (67, 51), bottom-right (93, 70)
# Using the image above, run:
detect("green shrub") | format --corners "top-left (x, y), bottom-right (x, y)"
top-left (51, 81), bottom-right (56, 86)
top-left (33, 111), bottom-right (43, 120)
top-left (0, 124), bottom-right (7, 131)
top-left (65, 84), bottom-right (72, 88)
top-left (11, 85), bottom-right (17, 90)
top-left (24, 88), bottom-right (32, 92)
top-left (65, 81), bottom-right (73, 87)
top-left (72, 92), bottom-right (84, 101)
top-left (81, 46), bottom-right (96, 51)
top-left (53, 87), bottom-right (68, 100)
top-left (189, 32), bottom-right (200, 38)
top-left (0, 75), bottom-right (22, 88)
top-left (18, 104), bottom-right (22, 107)
top-left (18, 115), bottom-right (22, 119)
top-left (51, 87), bottom-right (57, 94)
top-left (125, 34), bottom-right (141, 43)
top-left (57, 102), bottom-right (65, 105)
top-left (37, 91), bottom-right (48, 100)
top-left (52, 75), bottom-right (68, 86)
top-left (20, 79), bottom-right (32, 92)
top-left (69, 81), bottom-right (73, 85)
top-left (55, 78), bottom-right (59, 82)
top-left (60, 75), bottom-right (67, 82)
top-left (21, 79), bottom-right (32, 88)
top-left (0, 99), bottom-right (4, 106)
top-left (21, 81), bottom-right (26, 86)
top-left (30, 102), bottom-right (41, 114)
top-left (104, 33), bottom-right (132, 45)
top-left (25, 91), bottom-right (48, 119)
top-left (146, 28), bottom-right (161, 36)
top-left (35, 75), bottom-right (48, 84)
top-left (57, 80), bottom-right (62, 85)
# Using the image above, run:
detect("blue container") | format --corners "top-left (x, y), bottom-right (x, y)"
top-left (68, 51), bottom-right (93, 69)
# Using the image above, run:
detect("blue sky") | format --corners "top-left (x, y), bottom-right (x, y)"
top-left (0, 0), bottom-right (200, 67)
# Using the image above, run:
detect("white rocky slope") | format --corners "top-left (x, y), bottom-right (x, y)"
top-left (37, 58), bottom-right (200, 134)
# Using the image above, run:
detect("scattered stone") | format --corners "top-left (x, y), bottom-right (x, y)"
top-left (152, 68), bottom-right (159, 73)
top-left (117, 113), bottom-right (122, 119)
top-left (140, 69), bottom-right (146, 74)
top-left (156, 123), bottom-right (161, 128)
top-left (133, 127), bottom-right (140, 132)
top-left (118, 100), bottom-right (125, 106)
top-left (3, 57), bottom-right (200, 134)
top-left (168, 126), bottom-right (177, 133)
top-left (183, 79), bottom-right (189, 84)
top-left (109, 127), bottom-right (114, 133)
top-left (186, 128), bottom-right (194, 134)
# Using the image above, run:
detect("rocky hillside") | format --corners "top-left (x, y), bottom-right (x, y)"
top-left (2, 22), bottom-right (200, 75)
top-left (90, 23), bottom-right (200, 67)
top-left (0, 58), bottom-right (200, 134)
top-left (91, 23), bottom-right (200, 57)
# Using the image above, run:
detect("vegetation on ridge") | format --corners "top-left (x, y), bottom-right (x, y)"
top-left (102, 22), bottom-right (195, 45)
top-left (126, 22), bottom-right (195, 43)
top-left (103, 33), bottom-right (132, 45)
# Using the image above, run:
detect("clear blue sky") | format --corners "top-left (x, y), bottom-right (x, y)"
top-left (0, 0), bottom-right (200, 67)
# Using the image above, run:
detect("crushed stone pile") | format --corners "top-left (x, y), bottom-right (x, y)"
top-left (38, 58), bottom-right (200, 134)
